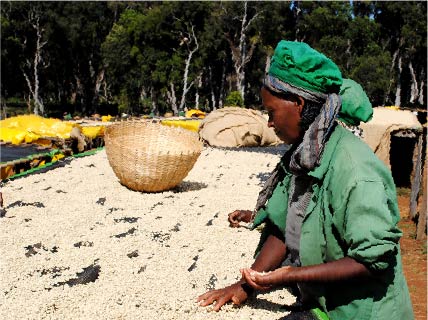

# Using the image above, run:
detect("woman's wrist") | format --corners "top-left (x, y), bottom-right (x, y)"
top-left (240, 282), bottom-right (255, 295)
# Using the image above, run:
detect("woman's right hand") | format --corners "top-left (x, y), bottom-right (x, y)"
top-left (196, 281), bottom-right (249, 311)
top-left (228, 210), bottom-right (253, 228)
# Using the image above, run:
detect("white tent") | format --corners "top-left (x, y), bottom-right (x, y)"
top-left (361, 107), bottom-right (425, 219)
top-left (360, 107), bottom-right (422, 169)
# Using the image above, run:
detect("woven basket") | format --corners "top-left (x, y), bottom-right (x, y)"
top-left (104, 121), bottom-right (203, 192)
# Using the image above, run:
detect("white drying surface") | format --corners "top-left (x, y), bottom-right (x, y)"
top-left (0, 146), bottom-right (295, 320)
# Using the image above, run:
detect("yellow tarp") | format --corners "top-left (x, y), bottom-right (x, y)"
top-left (161, 119), bottom-right (201, 132)
top-left (101, 115), bottom-right (114, 122)
top-left (0, 115), bottom-right (105, 144)
top-left (0, 127), bottom-right (38, 144)
top-left (81, 126), bottom-right (105, 139)
top-left (384, 106), bottom-right (400, 111)
top-left (185, 109), bottom-right (206, 119)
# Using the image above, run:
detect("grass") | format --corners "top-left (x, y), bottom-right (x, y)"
top-left (421, 243), bottom-right (427, 255)
top-left (396, 187), bottom-right (412, 197)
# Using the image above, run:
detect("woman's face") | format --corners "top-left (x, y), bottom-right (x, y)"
top-left (261, 87), bottom-right (304, 144)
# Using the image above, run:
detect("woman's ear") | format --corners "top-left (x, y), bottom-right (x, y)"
top-left (296, 96), bottom-right (305, 114)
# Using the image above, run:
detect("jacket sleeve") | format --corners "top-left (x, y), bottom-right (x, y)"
top-left (342, 180), bottom-right (402, 272)
top-left (253, 219), bottom-right (285, 258)
top-left (251, 179), bottom-right (288, 257)
top-left (251, 179), bottom-right (288, 232)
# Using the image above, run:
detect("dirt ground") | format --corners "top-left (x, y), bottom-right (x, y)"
top-left (397, 193), bottom-right (427, 320)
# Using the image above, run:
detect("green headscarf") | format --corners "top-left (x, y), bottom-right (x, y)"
top-left (256, 41), bottom-right (344, 216)
top-left (268, 40), bottom-right (342, 94)
top-left (338, 79), bottom-right (373, 126)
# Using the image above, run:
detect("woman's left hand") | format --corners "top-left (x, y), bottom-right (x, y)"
top-left (240, 266), bottom-right (294, 291)
top-left (228, 210), bottom-right (253, 227)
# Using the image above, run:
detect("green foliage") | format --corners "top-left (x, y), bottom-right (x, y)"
top-left (117, 89), bottom-right (130, 115)
top-left (1, 1), bottom-right (426, 115)
top-left (225, 91), bottom-right (244, 107)
top-left (140, 97), bottom-right (152, 115)
top-left (350, 47), bottom-right (391, 106)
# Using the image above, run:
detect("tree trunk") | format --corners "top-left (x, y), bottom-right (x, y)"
top-left (150, 87), bottom-right (158, 116)
top-left (384, 49), bottom-right (399, 106)
top-left (208, 66), bottom-right (217, 111)
top-left (25, 93), bottom-right (31, 113)
top-left (345, 39), bottom-right (352, 72)
top-left (218, 61), bottom-right (226, 109)
top-left (31, 15), bottom-right (46, 116)
top-left (167, 82), bottom-right (178, 115)
top-left (225, 1), bottom-right (260, 105)
top-left (410, 134), bottom-right (424, 219)
top-left (265, 55), bottom-right (271, 74)
top-left (74, 75), bottom-right (85, 114)
top-left (179, 25), bottom-right (198, 112)
top-left (1, 97), bottom-right (6, 119)
top-left (237, 3), bottom-right (247, 100)
top-left (409, 61), bottom-right (419, 103)
top-left (22, 12), bottom-right (47, 116)
top-left (418, 69), bottom-right (425, 105)
top-left (394, 56), bottom-right (402, 107)
top-left (92, 69), bottom-right (105, 113)
top-left (294, 5), bottom-right (302, 41)
top-left (195, 72), bottom-right (202, 110)
top-left (416, 154), bottom-right (427, 240)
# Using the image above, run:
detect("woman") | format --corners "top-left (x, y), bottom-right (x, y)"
top-left (197, 40), bottom-right (414, 320)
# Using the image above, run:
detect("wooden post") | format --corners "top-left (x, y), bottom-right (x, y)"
top-left (410, 133), bottom-right (423, 219)
top-left (416, 154), bottom-right (427, 240)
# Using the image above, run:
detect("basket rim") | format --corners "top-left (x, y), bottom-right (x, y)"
top-left (105, 142), bottom-right (202, 156)
top-left (105, 120), bottom-right (201, 137)
top-left (104, 120), bottom-right (203, 156)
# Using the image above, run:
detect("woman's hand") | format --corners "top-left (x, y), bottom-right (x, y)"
top-left (197, 233), bottom-right (287, 312)
top-left (242, 257), bottom-right (372, 290)
top-left (196, 281), bottom-right (249, 311)
top-left (228, 210), bottom-right (253, 227)
top-left (240, 266), bottom-right (294, 291)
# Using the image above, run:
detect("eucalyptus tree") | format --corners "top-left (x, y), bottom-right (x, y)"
top-left (214, 1), bottom-right (262, 105)
top-left (293, 1), bottom-right (352, 68)
top-left (22, 4), bottom-right (47, 115)
top-left (374, 1), bottom-right (427, 108)
top-left (1, 1), bottom-right (118, 116)
top-left (2, 0), bottom-right (426, 116)
top-left (193, 1), bottom-right (230, 111)
top-left (155, 1), bottom-right (218, 114)
top-left (102, 2), bottom-right (219, 116)
top-left (290, 1), bottom-right (392, 107)
top-left (102, 7), bottom-right (150, 115)
top-left (167, 1), bottom-right (206, 114)
top-left (1, 2), bottom-right (27, 112)
top-left (1, 1), bottom-right (51, 115)
top-left (102, 3), bottom-right (180, 115)
top-left (247, 1), bottom-right (295, 106)
top-left (56, 2), bottom-right (117, 115)
top-left (344, 6), bottom-right (390, 107)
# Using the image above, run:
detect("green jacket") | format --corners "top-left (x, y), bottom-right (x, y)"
top-left (252, 125), bottom-right (414, 320)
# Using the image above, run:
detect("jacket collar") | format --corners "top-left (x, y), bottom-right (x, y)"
top-left (308, 124), bottom-right (346, 180)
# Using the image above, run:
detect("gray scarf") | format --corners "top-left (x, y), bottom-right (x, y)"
top-left (253, 75), bottom-right (341, 218)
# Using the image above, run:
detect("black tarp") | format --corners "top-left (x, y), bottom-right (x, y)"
top-left (0, 144), bottom-right (53, 163)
